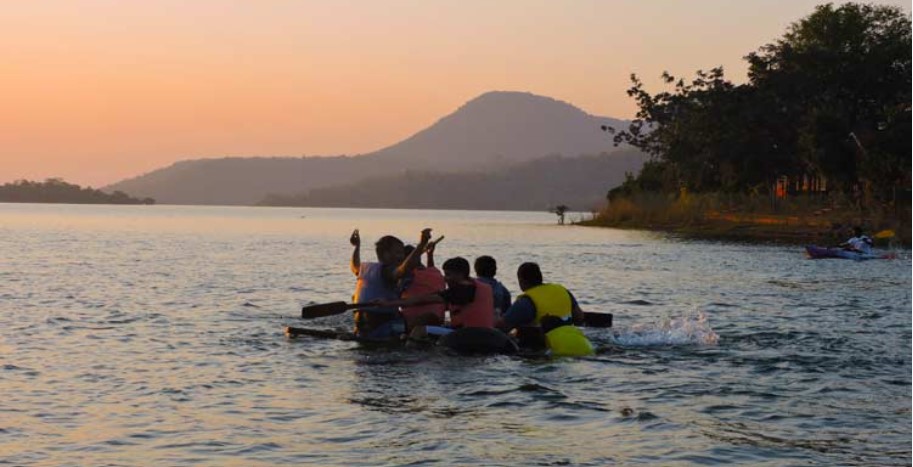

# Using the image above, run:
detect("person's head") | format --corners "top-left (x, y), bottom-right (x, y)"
top-left (853, 226), bottom-right (863, 237)
top-left (516, 262), bottom-right (543, 291)
top-left (375, 235), bottom-right (405, 265)
top-left (442, 257), bottom-right (471, 287)
top-left (474, 255), bottom-right (497, 279)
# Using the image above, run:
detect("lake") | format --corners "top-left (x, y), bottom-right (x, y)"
top-left (1, 204), bottom-right (910, 466)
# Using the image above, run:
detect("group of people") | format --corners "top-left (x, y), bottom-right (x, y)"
top-left (348, 228), bottom-right (594, 357)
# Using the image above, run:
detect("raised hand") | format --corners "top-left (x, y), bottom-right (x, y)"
top-left (419, 228), bottom-right (432, 245)
top-left (350, 229), bottom-right (360, 247)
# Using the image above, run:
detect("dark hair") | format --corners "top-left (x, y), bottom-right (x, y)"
top-left (442, 257), bottom-right (470, 278)
top-left (517, 262), bottom-right (543, 286)
top-left (853, 226), bottom-right (863, 236)
top-left (375, 235), bottom-right (404, 256)
top-left (474, 255), bottom-right (497, 278)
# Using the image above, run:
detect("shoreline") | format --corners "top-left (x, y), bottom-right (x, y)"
top-left (578, 215), bottom-right (910, 247)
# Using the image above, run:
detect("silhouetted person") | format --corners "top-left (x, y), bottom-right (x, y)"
top-left (398, 240), bottom-right (446, 330)
top-left (474, 255), bottom-right (511, 318)
top-left (499, 262), bottom-right (593, 357)
top-left (349, 228), bottom-right (430, 341)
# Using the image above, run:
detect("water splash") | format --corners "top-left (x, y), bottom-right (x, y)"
top-left (609, 308), bottom-right (719, 347)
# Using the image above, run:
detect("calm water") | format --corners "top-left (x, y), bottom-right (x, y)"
top-left (1, 204), bottom-right (910, 466)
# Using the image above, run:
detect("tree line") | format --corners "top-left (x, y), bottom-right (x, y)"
top-left (607, 3), bottom-right (910, 206)
top-left (0, 179), bottom-right (155, 205)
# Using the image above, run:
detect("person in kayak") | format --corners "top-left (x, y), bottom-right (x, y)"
top-left (474, 255), bottom-right (512, 319)
top-left (498, 262), bottom-right (594, 357)
top-left (840, 226), bottom-right (874, 254)
top-left (350, 228), bottom-right (431, 341)
top-left (398, 239), bottom-right (447, 331)
top-left (372, 256), bottom-right (496, 338)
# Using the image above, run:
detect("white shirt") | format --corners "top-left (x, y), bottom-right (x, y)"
top-left (847, 236), bottom-right (873, 254)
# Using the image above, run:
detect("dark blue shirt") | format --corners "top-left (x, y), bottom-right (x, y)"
top-left (476, 277), bottom-right (511, 314)
top-left (502, 291), bottom-right (579, 329)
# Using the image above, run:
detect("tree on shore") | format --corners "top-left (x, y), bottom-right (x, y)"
top-left (608, 3), bottom-right (911, 205)
top-left (0, 178), bottom-right (155, 204)
top-left (552, 204), bottom-right (569, 225)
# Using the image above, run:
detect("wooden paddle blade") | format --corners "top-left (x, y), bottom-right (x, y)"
top-left (285, 326), bottom-right (355, 341)
top-left (301, 301), bottom-right (352, 319)
top-left (583, 312), bottom-right (613, 328)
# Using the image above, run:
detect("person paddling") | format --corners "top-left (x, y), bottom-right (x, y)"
top-left (839, 226), bottom-right (874, 255)
top-left (350, 228), bottom-right (431, 341)
top-left (498, 262), bottom-right (594, 357)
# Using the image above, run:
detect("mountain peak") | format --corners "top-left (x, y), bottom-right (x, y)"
top-left (458, 91), bottom-right (592, 116)
top-left (369, 90), bottom-right (625, 169)
top-left (463, 91), bottom-right (582, 112)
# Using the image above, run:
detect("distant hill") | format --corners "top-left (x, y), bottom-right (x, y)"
top-left (104, 91), bottom-right (637, 206)
top-left (0, 178), bottom-right (154, 204)
top-left (369, 91), bottom-right (630, 171)
top-left (258, 151), bottom-right (647, 211)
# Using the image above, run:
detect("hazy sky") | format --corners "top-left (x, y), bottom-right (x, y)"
top-left (2, 0), bottom-right (909, 187)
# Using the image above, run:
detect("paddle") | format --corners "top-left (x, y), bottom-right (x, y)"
top-left (301, 301), bottom-right (381, 319)
top-left (285, 326), bottom-right (355, 340)
top-left (582, 312), bottom-right (613, 328)
top-left (874, 229), bottom-right (895, 239)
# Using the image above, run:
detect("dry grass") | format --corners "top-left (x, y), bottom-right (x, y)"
top-left (581, 192), bottom-right (911, 245)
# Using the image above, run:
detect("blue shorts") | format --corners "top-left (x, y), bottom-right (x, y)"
top-left (356, 318), bottom-right (405, 342)
top-left (425, 325), bottom-right (454, 336)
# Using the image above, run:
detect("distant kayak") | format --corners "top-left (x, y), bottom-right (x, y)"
top-left (805, 245), bottom-right (895, 260)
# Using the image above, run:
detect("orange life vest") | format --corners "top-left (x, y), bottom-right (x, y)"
top-left (400, 266), bottom-right (447, 327)
top-left (449, 279), bottom-right (495, 329)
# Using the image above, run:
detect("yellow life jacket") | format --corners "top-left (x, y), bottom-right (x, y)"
top-left (520, 284), bottom-right (593, 357)
top-left (522, 283), bottom-right (573, 324)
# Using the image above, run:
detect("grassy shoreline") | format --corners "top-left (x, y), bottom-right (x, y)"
top-left (577, 194), bottom-right (910, 247)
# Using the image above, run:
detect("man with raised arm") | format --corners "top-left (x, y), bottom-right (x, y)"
top-left (349, 228), bottom-right (431, 341)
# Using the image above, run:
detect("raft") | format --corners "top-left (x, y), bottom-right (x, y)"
top-left (436, 327), bottom-right (519, 355)
top-left (285, 325), bottom-right (519, 354)
top-left (286, 311), bottom-right (611, 356)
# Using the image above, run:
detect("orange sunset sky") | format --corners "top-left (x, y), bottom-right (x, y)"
top-left (2, 0), bottom-right (909, 187)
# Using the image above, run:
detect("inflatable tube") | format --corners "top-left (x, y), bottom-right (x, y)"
top-left (437, 327), bottom-right (519, 355)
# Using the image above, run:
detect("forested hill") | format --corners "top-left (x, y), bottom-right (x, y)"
top-left (0, 179), bottom-right (154, 204)
top-left (257, 151), bottom-right (647, 211)
top-left (104, 91), bottom-right (634, 206)
top-left (368, 91), bottom-right (630, 170)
